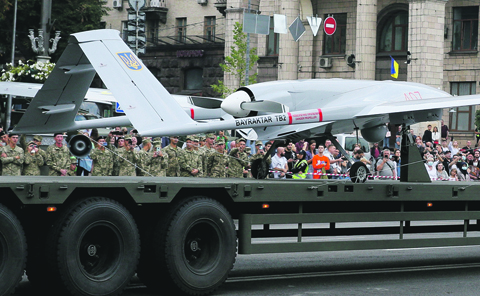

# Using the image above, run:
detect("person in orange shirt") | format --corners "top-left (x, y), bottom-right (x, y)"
top-left (312, 145), bottom-right (330, 179)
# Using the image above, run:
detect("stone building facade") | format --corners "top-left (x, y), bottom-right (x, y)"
top-left (102, 0), bottom-right (480, 144)
top-left (102, 0), bottom-right (225, 96)
top-left (219, 0), bottom-right (480, 145)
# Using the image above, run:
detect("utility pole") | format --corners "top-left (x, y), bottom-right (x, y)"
top-left (6, 0), bottom-right (18, 131)
top-left (244, 0), bottom-right (251, 86)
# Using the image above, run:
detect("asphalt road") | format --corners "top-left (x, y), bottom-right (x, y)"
top-left (12, 245), bottom-right (480, 296)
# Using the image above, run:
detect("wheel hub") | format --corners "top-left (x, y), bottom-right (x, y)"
top-left (190, 240), bottom-right (200, 252)
top-left (87, 244), bottom-right (97, 257)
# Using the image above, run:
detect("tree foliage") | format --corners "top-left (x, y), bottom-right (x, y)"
top-left (0, 0), bottom-right (109, 64)
top-left (211, 22), bottom-right (259, 98)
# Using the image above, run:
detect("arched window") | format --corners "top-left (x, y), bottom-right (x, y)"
top-left (379, 11), bottom-right (408, 52)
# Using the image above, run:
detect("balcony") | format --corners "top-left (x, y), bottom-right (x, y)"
top-left (214, 0), bottom-right (226, 16)
top-left (144, 0), bottom-right (168, 24)
top-left (147, 33), bottom-right (225, 49)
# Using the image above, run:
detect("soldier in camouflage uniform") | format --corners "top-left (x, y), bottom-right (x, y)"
top-left (199, 133), bottom-right (216, 176)
top-left (1, 133), bottom-right (24, 176)
top-left (117, 138), bottom-right (137, 176)
top-left (250, 141), bottom-right (272, 178)
top-left (149, 140), bottom-right (168, 176)
top-left (207, 140), bottom-right (228, 178)
top-left (111, 137), bottom-right (125, 176)
top-left (67, 156), bottom-right (78, 176)
top-left (90, 136), bottom-right (114, 176)
top-left (179, 136), bottom-right (202, 177)
top-left (136, 138), bottom-right (153, 176)
top-left (32, 135), bottom-right (48, 166)
top-left (236, 138), bottom-right (250, 177)
top-left (163, 136), bottom-right (183, 177)
top-left (46, 133), bottom-right (71, 176)
top-left (227, 148), bottom-right (244, 178)
top-left (23, 141), bottom-right (44, 176)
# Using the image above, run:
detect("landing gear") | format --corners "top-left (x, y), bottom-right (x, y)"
top-left (349, 162), bottom-right (368, 183)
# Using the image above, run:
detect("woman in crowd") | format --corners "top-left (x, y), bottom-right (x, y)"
top-left (436, 162), bottom-right (448, 180)
top-left (432, 126), bottom-right (440, 146)
top-left (305, 140), bottom-right (317, 179)
top-left (448, 140), bottom-right (460, 155)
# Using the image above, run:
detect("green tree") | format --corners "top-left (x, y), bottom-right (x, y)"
top-left (211, 22), bottom-right (259, 98)
top-left (0, 0), bottom-right (109, 64)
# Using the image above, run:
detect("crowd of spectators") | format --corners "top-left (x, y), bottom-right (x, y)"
top-left (1, 121), bottom-right (479, 181)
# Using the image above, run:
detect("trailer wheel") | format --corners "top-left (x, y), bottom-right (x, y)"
top-left (0, 203), bottom-right (27, 296)
top-left (156, 197), bottom-right (237, 295)
top-left (350, 162), bottom-right (368, 183)
top-left (55, 197), bottom-right (140, 296)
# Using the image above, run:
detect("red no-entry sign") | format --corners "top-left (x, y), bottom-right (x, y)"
top-left (324, 17), bottom-right (337, 35)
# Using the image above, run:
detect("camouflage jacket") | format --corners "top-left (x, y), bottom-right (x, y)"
top-left (1, 145), bottom-right (25, 176)
top-left (90, 147), bottom-right (114, 176)
top-left (46, 144), bottom-right (70, 176)
top-left (207, 151), bottom-right (227, 178)
top-left (163, 145), bottom-right (183, 177)
top-left (149, 149), bottom-right (169, 177)
top-left (199, 145), bottom-right (216, 176)
top-left (227, 149), bottom-right (244, 178)
top-left (117, 148), bottom-right (137, 176)
top-left (136, 149), bottom-right (153, 176)
top-left (179, 149), bottom-right (203, 177)
top-left (23, 151), bottom-right (44, 176)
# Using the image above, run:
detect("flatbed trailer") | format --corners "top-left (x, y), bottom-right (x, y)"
top-left (2, 176), bottom-right (480, 296)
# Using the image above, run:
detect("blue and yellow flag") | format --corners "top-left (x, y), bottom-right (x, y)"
top-left (390, 56), bottom-right (399, 79)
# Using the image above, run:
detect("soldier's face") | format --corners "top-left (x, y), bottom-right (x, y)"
top-left (34, 139), bottom-right (41, 146)
top-left (171, 137), bottom-right (179, 144)
top-left (10, 135), bottom-right (19, 145)
top-left (98, 139), bottom-right (106, 147)
top-left (55, 134), bottom-right (63, 145)
top-left (118, 139), bottom-right (125, 147)
top-left (216, 143), bottom-right (224, 152)
top-left (1, 135), bottom-right (8, 144)
top-left (207, 137), bottom-right (215, 145)
top-left (238, 141), bottom-right (246, 151)
top-left (186, 140), bottom-right (193, 148)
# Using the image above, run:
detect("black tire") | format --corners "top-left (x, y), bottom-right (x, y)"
top-left (151, 197), bottom-right (237, 296)
top-left (0, 203), bottom-right (27, 296)
top-left (54, 197), bottom-right (140, 296)
top-left (251, 158), bottom-right (269, 179)
top-left (350, 162), bottom-right (368, 183)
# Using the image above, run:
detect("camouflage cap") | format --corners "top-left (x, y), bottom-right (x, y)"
top-left (237, 138), bottom-right (246, 143)
top-left (27, 141), bottom-right (36, 146)
top-left (124, 135), bottom-right (132, 140)
top-left (70, 156), bottom-right (78, 164)
top-left (152, 140), bottom-right (162, 146)
top-left (142, 138), bottom-right (151, 145)
top-left (245, 147), bottom-right (252, 153)
top-left (255, 140), bottom-right (263, 146)
top-left (153, 137), bottom-right (162, 142)
top-left (193, 136), bottom-right (199, 142)
top-left (185, 135), bottom-right (194, 141)
top-left (216, 140), bottom-right (225, 145)
top-left (33, 135), bottom-right (43, 141)
top-left (206, 133), bottom-right (215, 139)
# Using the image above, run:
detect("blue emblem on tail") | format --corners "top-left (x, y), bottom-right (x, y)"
top-left (117, 52), bottom-right (142, 71)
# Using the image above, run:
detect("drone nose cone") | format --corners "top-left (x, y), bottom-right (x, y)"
top-left (221, 91), bottom-right (252, 117)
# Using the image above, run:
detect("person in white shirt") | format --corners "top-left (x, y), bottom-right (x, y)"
top-left (271, 147), bottom-right (288, 179)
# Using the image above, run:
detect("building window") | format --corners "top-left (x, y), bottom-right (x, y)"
top-left (323, 14), bottom-right (347, 55)
top-left (452, 6), bottom-right (479, 51)
top-left (450, 82), bottom-right (476, 132)
top-left (176, 18), bottom-right (187, 43)
top-left (185, 68), bottom-right (203, 90)
top-left (379, 11), bottom-right (408, 52)
top-left (204, 16), bottom-right (216, 42)
top-left (266, 17), bottom-right (279, 56)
